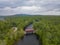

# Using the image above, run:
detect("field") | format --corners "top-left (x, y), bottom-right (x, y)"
top-left (0, 15), bottom-right (60, 45)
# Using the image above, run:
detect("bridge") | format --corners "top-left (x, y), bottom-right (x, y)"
top-left (24, 28), bottom-right (35, 35)
top-left (14, 24), bottom-right (40, 45)
top-left (24, 24), bottom-right (35, 35)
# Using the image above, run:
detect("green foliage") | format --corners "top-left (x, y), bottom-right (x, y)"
top-left (0, 15), bottom-right (60, 45)
top-left (33, 16), bottom-right (60, 45)
top-left (0, 15), bottom-right (40, 45)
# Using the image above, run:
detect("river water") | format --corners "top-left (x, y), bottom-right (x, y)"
top-left (14, 24), bottom-right (40, 45)
top-left (15, 34), bottom-right (40, 45)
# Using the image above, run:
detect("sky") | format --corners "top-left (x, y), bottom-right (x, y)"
top-left (0, 0), bottom-right (60, 16)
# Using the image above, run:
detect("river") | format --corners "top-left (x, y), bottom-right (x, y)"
top-left (14, 24), bottom-right (40, 45)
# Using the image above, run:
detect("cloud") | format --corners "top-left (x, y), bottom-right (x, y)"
top-left (0, 6), bottom-right (41, 15)
top-left (0, 0), bottom-right (60, 15)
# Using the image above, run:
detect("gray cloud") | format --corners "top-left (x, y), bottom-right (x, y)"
top-left (0, 0), bottom-right (60, 15)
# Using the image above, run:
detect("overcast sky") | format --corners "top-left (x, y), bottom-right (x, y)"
top-left (0, 0), bottom-right (60, 16)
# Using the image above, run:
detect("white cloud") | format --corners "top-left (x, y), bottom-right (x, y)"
top-left (21, 6), bottom-right (40, 10)
top-left (3, 7), bottom-right (12, 10)
top-left (12, 6), bottom-right (41, 13)
top-left (0, 0), bottom-right (17, 2)
top-left (41, 11), bottom-right (60, 15)
top-left (0, 6), bottom-right (41, 15)
top-left (0, 0), bottom-right (60, 15)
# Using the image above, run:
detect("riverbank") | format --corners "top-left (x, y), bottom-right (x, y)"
top-left (13, 23), bottom-right (41, 45)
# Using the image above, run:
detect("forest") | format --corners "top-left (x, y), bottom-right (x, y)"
top-left (33, 16), bottom-right (60, 45)
top-left (0, 15), bottom-right (60, 45)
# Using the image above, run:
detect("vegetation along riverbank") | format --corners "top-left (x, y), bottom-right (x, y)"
top-left (0, 15), bottom-right (60, 45)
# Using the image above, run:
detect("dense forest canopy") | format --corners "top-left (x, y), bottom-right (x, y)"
top-left (0, 15), bottom-right (60, 45)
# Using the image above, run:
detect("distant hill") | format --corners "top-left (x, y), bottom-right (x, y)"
top-left (0, 14), bottom-right (42, 17)
top-left (0, 14), bottom-right (31, 16)
top-left (14, 14), bottom-right (31, 16)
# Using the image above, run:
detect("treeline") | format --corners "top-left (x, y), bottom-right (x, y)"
top-left (33, 16), bottom-right (60, 45)
top-left (0, 15), bottom-right (40, 45)
top-left (0, 15), bottom-right (60, 45)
